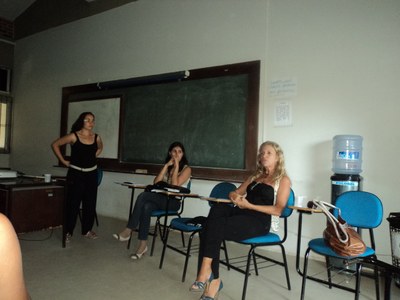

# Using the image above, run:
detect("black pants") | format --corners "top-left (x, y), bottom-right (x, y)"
top-left (66, 168), bottom-right (98, 235)
top-left (198, 204), bottom-right (270, 278)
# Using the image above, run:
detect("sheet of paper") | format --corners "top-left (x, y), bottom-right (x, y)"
top-left (274, 101), bottom-right (292, 127)
top-left (269, 78), bottom-right (297, 98)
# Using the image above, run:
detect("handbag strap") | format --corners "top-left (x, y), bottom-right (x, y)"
top-left (313, 200), bottom-right (349, 243)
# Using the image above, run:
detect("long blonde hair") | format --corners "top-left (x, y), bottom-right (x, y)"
top-left (253, 141), bottom-right (287, 183)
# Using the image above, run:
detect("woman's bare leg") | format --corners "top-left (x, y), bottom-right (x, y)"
top-left (135, 239), bottom-right (148, 254)
top-left (191, 257), bottom-right (213, 289)
top-left (118, 228), bottom-right (132, 238)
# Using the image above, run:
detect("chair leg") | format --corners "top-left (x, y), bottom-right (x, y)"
top-left (150, 219), bottom-right (160, 256)
top-left (280, 244), bottom-right (291, 290)
top-left (127, 232), bottom-right (132, 249)
top-left (326, 256), bottom-right (333, 288)
top-left (372, 256), bottom-right (380, 300)
top-left (300, 247), bottom-right (312, 300)
top-left (354, 263), bottom-right (362, 300)
top-left (241, 247), bottom-right (254, 300)
top-left (180, 231), bottom-right (186, 248)
top-left (159, 227), bottom-right (170, 269)
top-left (222, 240), bottom-right (230, 271)
top-left (182, 232), bottom-right (195, 282)
top-left (252, 251), bottom-right (259, 276)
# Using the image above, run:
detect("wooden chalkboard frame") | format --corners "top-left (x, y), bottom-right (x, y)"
top-left (60, 60), bottom-right (260, 182)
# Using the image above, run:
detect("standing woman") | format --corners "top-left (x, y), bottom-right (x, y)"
top-left (113, 141), bottom-right (191, 260)
top-left (52, 112), bottom-right (103, 241)
top-left (191, 141), bottom-right (291, 299)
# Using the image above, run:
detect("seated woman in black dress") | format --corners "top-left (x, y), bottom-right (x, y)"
top-left (190, 141), bottom-right (291, 300)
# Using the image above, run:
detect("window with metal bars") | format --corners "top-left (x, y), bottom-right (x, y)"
top-left (0, 94), bottom-right (12, 153)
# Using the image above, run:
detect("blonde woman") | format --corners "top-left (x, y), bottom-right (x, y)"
top-left (191, 141), bottom-right (291, 300)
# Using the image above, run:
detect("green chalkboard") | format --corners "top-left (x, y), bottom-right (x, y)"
top-left (121, 75), bottom-right (247, 169)
top-left (61, 61), bottom-right (260, 181)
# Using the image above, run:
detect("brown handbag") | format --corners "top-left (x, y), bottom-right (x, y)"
top-left (314, 200), bottom-right (366, 257)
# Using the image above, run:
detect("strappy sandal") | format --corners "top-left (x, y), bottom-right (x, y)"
top-left (83, 231), bottom-right (98, 239)
top-left (189, 280), bottom-right (206, 292)
top-left (190, 273), bottom-right (214, 292)
top-left (66, 233), bottom-right (72, 243)
top-left (130, 246), bottom-right (148, 260)
top-left (112, 233), bottom-right (130, 242)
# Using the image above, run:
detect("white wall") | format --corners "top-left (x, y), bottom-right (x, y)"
top-left (11, 0), bottom-right (400, 261)
top-left (264, 0), bottom-right (400, 261)
top-left (0, 155), bottom-right (9, 168)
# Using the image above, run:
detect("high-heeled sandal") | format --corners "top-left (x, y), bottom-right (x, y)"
top-left (130, 246), bottom-right (148, 260)
top-left (190, 281), bottom-right (206, 292)
top-left (200, 279), bottom-right (223, 300)
top-left (190, 273), bottom-right (214, 292)
top-left (112, 233), bottom-right (130, 242)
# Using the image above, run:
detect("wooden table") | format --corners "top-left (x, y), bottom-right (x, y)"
top-left (0, 177), bottom-right (65, 247)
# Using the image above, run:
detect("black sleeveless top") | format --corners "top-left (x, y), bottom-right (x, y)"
top-left (70, 132), bottom-right (98, 168)
top-left (243, 181), bottom-right (275, 223)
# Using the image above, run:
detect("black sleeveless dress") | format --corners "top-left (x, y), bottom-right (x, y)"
top-left (200, 180), bottom-right (276, 277)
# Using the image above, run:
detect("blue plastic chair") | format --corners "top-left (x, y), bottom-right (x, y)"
top-left (127, 181), bottom-right (192, 255)
top-left (300, 191), bottom-right (383, 300)
top-left (145, 180), bottom-right (192, 256)
top-left (159, 181), bottom-right (237, 282)
top-left (220, 188), bottom-right (295, 300)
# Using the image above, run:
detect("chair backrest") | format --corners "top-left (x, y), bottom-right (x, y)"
top-left (209, 181), bottom-right (237, 201)
top-left (174, 179), bottom-right (192, 213)
top-left (276, 188), bottom-right (295, 243)
top-left (97, 168), bottom-right (103, 186)
top-left (335, 191), bottom-right (383, 229)
top-left (186, 179), bottom-right (192, 191)
top-left (280, 188), bottom-right (295, 218)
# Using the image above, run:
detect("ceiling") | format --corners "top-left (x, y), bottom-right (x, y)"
top-left (0, 0), bottom-right (37, 21)
top-left (1, 0), bottom-right (134, 40)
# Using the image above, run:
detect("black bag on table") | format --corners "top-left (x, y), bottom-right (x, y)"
top-left (145, 181), bottom-right (190, 194)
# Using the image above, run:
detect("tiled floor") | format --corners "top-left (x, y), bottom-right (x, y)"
top-left (19, 216), bottom-right (400, 300)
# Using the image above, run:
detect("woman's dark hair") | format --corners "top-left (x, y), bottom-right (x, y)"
top-left (70, 112), bottom-right (94, 133)
top-left (164, 141), bottom-right (189, 172)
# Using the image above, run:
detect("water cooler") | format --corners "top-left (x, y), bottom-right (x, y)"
top-left (331, 134), bottom-right (363, 203)
top-left (330, 135), bottom-right (363, 270)
top-left (331, 174), bottom-right (362, 205)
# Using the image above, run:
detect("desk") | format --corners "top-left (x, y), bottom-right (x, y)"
top-left (288, 206), bottom-right (322, 276)
top-left (120, 183), bottom-right (146, 220)
top-left (0, 178), bottom-right (65, 247)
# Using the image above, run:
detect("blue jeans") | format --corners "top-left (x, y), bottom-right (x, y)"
top-left (127, 191), bottom-right (180, 240)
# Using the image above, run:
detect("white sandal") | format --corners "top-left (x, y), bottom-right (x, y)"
top-left (130, 246), bottom-right (148, 260)
top-left (112, 233), bottom-right (130, 242)
top-left (83, 231), bottom-right (98, 239)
